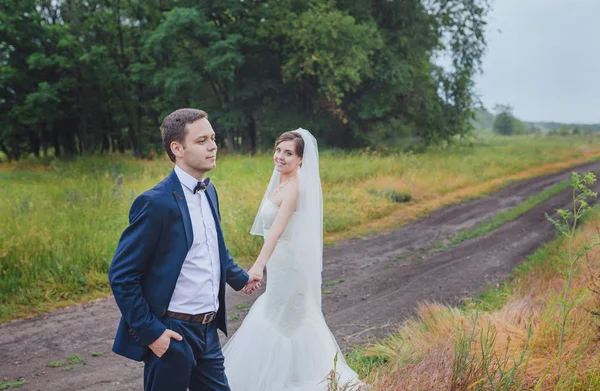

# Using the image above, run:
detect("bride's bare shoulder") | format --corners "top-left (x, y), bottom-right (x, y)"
top-left (280, 177), bottom-right (300, 206)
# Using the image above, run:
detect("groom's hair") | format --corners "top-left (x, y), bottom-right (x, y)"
top-left (160, 108), bottom-right (208, 162)
top-left (275, 131), bottom-right (304, 158)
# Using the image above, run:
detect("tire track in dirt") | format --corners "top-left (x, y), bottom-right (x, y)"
top-left (2, 160), bottom-right (599, 390)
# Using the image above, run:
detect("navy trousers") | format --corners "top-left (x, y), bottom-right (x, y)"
top-left (143, 317), bottom-right (230, 391)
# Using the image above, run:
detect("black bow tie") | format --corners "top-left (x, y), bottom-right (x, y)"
top-left (193, 178), bottom-right (210, 194)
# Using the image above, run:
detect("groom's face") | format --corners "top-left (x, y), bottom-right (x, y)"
top-left (175, 118), bottom-right (217, 178)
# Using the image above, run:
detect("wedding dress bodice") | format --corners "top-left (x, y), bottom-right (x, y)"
top-left (260, 199), bottom-right (293, 241)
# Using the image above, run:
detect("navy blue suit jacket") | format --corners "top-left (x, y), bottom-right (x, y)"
top-left (108, 169), bottom-right (249, 361)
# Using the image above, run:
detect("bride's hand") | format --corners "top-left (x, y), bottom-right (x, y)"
top-left (248, 264), bottom-right (264, 282)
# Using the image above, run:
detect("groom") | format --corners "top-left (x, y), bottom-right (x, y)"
top-left (109, 108), bottom-right (260, 391)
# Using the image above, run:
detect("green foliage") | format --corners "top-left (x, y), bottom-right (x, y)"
top-left (277, 3), bottom-right (383, 107)
top-left (0, 0), bottom-right (491, 159)
top-left (344, 346), bottom-right (388, 380)
top-left (227, 312), bottom-right (241, 321)
top-left (0, 381), bottom-right (27, 390)
top-left (368, 188), bottom-right (412, 204)
top-left (47, 361), bottom-right (66, 368)
top-left (67, 355), bottom-right (84, 365)
top-left (493, 105), bottom-right (517, 136)
top-left (325, 279), bottom-right (345, 287)
top-left (491, 104), bottom-right (533, 135)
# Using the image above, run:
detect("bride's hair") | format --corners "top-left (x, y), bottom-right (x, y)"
top-left (275, 131), bottom-right (304, 158)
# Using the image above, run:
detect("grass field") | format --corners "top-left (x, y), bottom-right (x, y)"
top-left (1, 133), bottom-right (600, 323)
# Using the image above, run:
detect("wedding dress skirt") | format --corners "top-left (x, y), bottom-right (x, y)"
top-left (223, 201), bottom-right (361, 390)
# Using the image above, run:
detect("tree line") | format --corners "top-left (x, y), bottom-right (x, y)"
top-left (0, 0), bottom-right (490, 161)
top-left (491, 105), bottom-right (600, 136)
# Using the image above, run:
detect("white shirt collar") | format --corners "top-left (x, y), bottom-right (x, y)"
top-left (174, 165), bottom-right (204, 193)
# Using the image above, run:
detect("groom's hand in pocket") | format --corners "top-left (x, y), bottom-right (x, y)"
top-left (149, 329), bottom-right (183, 358)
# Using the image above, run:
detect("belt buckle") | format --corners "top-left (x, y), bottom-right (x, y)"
top-left (202, 312), bottom-right (215, 324)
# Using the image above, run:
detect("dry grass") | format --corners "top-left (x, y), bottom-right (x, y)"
top-left (358, 212), bottom-right (600, 390)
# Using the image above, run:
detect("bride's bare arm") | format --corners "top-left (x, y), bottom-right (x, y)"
top-left (249, 179), bottom-right (299, 276)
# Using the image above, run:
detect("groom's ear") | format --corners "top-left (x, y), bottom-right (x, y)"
top-left (171, 141), bottom-right (184, 159)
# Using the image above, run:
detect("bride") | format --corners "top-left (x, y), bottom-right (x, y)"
top-left (222, 129), bottom-right (363, 390)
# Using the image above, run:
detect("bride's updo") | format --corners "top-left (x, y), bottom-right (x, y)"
top-left (275, 131), bottom-right (304, 158)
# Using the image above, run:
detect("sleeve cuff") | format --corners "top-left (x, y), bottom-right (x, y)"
top-left (231, 271), bottom-right (250, 291)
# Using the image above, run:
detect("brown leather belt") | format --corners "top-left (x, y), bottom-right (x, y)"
top-left (166, 311), bottom-right (216, 324)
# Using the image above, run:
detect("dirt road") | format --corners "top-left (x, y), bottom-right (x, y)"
top-left (2, 160), bottom-right (600, 391)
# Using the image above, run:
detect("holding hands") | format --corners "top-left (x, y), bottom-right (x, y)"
top-left (242, 262), bottom-right (265, 294)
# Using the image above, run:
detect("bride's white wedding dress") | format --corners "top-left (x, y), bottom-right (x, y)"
top-left (222, 199), bottom-right (361, 390)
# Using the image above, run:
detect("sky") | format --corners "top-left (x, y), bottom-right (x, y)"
top-left (474, 0), bottom-right (600, 124)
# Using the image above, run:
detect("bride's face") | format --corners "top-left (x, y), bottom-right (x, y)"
top-left (273, 140), bottom-right (302, 174)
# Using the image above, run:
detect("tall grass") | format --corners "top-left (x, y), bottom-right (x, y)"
top-left (1, 134), bottom-right (600, 322)
top-left (348, 177), bottom-right (600, 390)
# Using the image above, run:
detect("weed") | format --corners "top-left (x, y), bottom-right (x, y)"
top-left (67, 355), bottom-right (84, 365)
top-left (0, 380), bottom-right (27, 390)
top-left (545, 172), bottom-right (599, 376)
top-left (325, 279), bottom-right (345, 287)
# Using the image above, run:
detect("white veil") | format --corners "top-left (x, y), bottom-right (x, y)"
top-left (250, 128), bottom-right (323, 308)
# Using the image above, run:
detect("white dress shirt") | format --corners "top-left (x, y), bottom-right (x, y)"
top-left (168, 165), bottom-right (221, 314)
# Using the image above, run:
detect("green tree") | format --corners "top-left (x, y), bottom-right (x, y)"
top-left (493, 104), bottom-right (516, 135)
top-left (0, 0), bottom-right (492, 159)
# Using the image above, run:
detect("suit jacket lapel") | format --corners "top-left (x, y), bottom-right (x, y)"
top-left (168, 170), bottom-right (193, 250)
